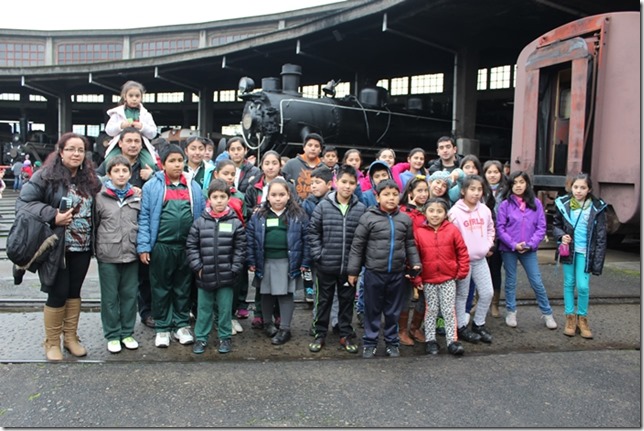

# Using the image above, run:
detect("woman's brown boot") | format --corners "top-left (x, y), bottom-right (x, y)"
top-left (577, 315), bottom-right (593, 339)
top-left (43, 305), bottom-right (65, 361)
top-left (398, 309), bottom-right (414, 346)
top-left (563, 314), bottom-right (577, 337)
top-left (63, 299), bottom-right (87, 357)
top-left (409, 309), bottom-right (426, 343)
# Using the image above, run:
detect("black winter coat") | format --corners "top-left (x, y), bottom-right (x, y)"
top-left (308, 192), bottom-right (366, 275)
top-left (347, 206), bottom-right (421, 276)
top-left (185, 207), bottom-right (247, 291)
top-left (15, 171), bottom-right (69, 291)
top-left (552, 195), bottom-right (607, 275)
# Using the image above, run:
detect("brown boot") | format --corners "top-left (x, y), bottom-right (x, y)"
top-left (63, 299), bottom-right (87, 357)
top-left (490, 291), bottom-right (500, 318)
top-left (43, 305), bottom-right (65, 361)
top-left (410, 309), bottom-right (426, 343)
top-left (563, 314), bottom-right (577, 337)
top-left (398, 309), bottom-right (414, 346)
top-left (577, 315), bottom-right (593, 339)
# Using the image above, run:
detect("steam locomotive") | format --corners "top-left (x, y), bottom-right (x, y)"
top-left (511, 11), bottom-right (640, 239)
top-left (237, 63), bottom-right (453, 158)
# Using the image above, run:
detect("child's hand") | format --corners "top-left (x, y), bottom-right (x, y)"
top-left (561, 234), bottom-right (571, 244)
top-left (140, 252), bottom-right (151, 265)
top-left (121, 120), bottom-right (131, 129)
top-left (348, 275), bottom-right (358, 287)
top-left (132, 120), bottom-right (142, 129)
top-left (248, 265), bottom-right (256, 273)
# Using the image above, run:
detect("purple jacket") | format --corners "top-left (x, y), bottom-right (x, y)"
top-left (496, 195), bottom-right (546, 252)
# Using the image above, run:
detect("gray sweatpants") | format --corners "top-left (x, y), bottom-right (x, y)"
top-left (455, 258), bottom-right (493, 328)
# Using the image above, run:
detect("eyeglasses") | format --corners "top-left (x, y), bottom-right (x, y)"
top-left (63, 148), bottom-right (85, 154)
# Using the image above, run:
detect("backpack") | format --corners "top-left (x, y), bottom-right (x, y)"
top-left (7, 204), bottom-right (59, 270)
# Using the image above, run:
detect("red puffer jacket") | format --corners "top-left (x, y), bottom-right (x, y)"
top-left (412, 219), bottom-right (470, 285)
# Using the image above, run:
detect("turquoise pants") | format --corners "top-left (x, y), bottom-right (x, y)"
top-left (562, 252), bottom-right (590, 316)
top-left (195, 287), bottom-right (233, 342)
top-left (99, 261), bottom-right (138, 341)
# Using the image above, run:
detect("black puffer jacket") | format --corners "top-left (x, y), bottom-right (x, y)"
top-left (552, 194), bottom-right (607, 275)
top-left (347, 206), bottom-right (421, 275)
top-left (237, 161), bottom-right (261, 194)
top-left (185, 207), bottom-right (246, 291)
top-left (308, 192), bottom-right (366, 275)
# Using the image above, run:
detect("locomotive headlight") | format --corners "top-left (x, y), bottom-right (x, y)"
top-left (242, 112), bottom-right (254, 130)
top-left (238, 77), bottom-right (255, 94)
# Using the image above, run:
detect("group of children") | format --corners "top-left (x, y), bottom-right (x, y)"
top-left (92, 79), bottom-right (608, 359)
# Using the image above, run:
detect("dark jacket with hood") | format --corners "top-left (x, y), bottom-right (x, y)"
top-left (552, 194), bottom-right (607, 275)
top-left (347, 205), bottom-right (421, 276)
top-left (185, 206), bottom-right (247, 291)
top-left (360, 160), bottom-right (392, 208)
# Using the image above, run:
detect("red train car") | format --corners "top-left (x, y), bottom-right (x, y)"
top-left (511, 12), bottom-right (640, 237)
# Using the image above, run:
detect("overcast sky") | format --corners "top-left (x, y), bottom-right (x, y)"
top-left (0, 0), bottom-right (345, 30)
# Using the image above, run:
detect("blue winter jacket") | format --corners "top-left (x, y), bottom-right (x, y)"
top-left (137, 171), bottom-right (206, 254)
top-left (246, 210), bottom-right (311, 280)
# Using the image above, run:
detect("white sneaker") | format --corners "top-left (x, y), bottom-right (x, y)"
top-left (232, 319), bottom-right (243, 334)
top-left (172, 327), bottom-right (194, 345)
top-left (121, 336), bottom-right (139, 350)
top-left (155, 332), bottom-right (171, 348)
top-left (542, 314), bottom-right (558, 330)
top-left (107, 340), bottom-right (122, 353)
top-left (505, 311), bottom-right (517, 328)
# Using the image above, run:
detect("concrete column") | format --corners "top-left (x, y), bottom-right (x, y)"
top-left (58, 92), bottom-right (73, 136)
top-left (453, 47), bottom-right (479, 141)
top-left (198, 87), bottom-right (214, 136)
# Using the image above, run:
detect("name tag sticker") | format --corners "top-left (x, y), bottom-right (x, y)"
top-left (219, 223), bottom-right (233, 233)
top-left (266, 218), bottom-right (279, 227)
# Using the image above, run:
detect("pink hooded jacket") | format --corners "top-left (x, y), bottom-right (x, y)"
top-left (448, 199), bottom-right (495, 260)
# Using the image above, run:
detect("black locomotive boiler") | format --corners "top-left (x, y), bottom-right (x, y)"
top-left (238, 64), bottom-right (452, 158)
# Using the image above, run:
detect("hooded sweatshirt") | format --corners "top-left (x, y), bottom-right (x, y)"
top-left (360, 160), bottom-right (393, 208)
top-left (448, 199), bottom-right (495, 260)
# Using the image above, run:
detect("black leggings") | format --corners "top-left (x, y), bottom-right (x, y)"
top-left (45, 251), bottom-right (91, 308)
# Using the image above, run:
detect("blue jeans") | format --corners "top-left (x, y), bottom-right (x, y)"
top-left (562, 252), bottom-right (590, 316)
top-left (501, 251), bottom-right (553, 315)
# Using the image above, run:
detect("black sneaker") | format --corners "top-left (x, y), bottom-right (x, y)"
top-left (192, 340), bottom-right (207, 354)
top-left (265, 323), bottom-right (278, 338)
top-left (425, 341), bottom-right (440, 355)
top-left (448, 341), bottom-right (464, 356)
top-left (472, 323), bottom-right (493, 344)
top-left (271, 329), bottom-right (292, 345)
top-left (385, 345), bottom-right (400, 357)
top-left (362, 346), bottom-right (376, 359)
top-left (218, 338), bottom-right (232, 354)
top-left (457, 326), bottom-right (481, 344)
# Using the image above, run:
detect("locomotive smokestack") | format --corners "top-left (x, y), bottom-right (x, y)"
top-left (281, 64), bottom-right (302, 95)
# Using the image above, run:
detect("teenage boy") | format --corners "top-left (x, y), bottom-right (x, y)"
top-left (183, 136), bottom-right (215, 195)
top-left (137, 144), bottom-right (206, 348)
top-left (308, 165), bottom-right (367, 353)
top-left (428, 136), bottom-right (462, 174)
top-left (282, 133), bottom-right (324, 200)
top-left (348, 179), bottom-right (421, 359)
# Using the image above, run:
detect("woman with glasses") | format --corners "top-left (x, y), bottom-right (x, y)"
top-left (15, 133), bottom-right (101, 361)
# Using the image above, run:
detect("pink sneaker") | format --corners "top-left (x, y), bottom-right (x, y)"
top-left (236, 309), bottom-right (250, 319)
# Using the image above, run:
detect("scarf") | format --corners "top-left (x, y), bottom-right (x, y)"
top-left (570, 197), bottom-right (589, 211)
top-left (105, 180), bottom-right (131, 201)
top-left (514, 195), bottom-right (526, 211)
top-left (207, 204), bottom-right (229, 219)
